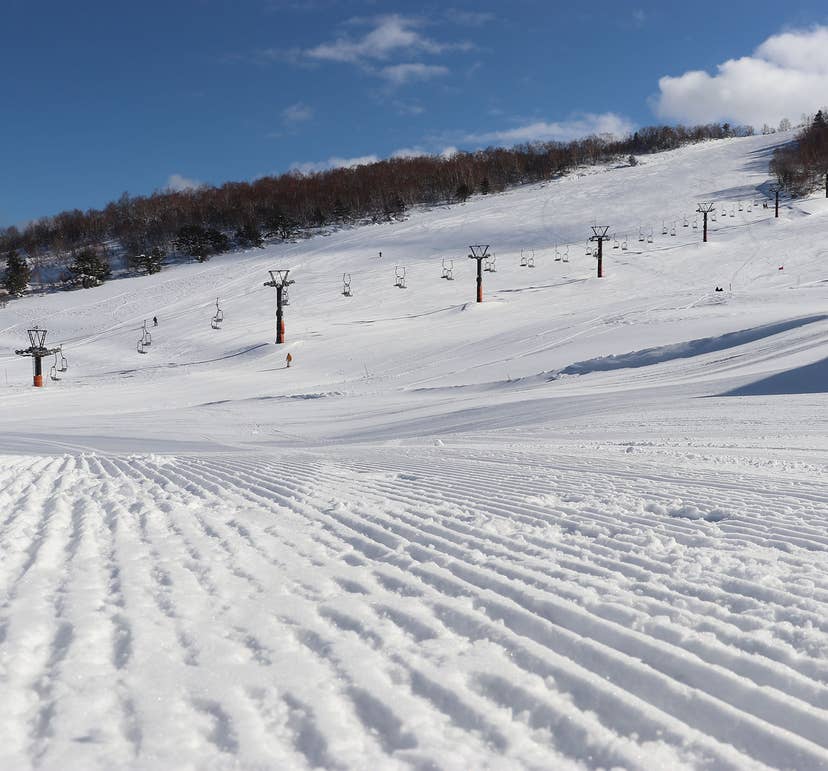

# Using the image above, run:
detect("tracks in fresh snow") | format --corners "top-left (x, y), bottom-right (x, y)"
top-left (1, 448), bottom-right (827, 769)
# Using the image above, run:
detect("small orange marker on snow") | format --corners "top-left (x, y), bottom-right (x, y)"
top-left (286, 353), bottom-right (293, 368)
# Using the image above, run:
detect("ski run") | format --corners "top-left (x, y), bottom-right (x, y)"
top-left (1, 131), bottom-right (827, 769)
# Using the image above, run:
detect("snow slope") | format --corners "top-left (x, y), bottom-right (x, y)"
top-left (1, 132), bottom-right (827, 769)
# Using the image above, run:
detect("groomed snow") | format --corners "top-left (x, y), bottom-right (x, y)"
top-left (1, 132), bottom-right (827, 769)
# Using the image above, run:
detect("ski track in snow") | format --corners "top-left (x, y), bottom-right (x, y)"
top-left (1, 447), bottom-right (826, 769)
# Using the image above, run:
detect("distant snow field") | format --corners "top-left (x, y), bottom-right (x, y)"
top-left (1, 133), bottom-right (827, 769)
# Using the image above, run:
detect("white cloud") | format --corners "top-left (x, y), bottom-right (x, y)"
top-left (390, 145), bottom-right (457, 160)
top-left (260, 14), bottom-right (475, 89)
top-left (393, 100), bottom-right (425, 116)
top-left (462, 113), bottom-right (635, 145)
top-left (654, 26), bottom-right (828, 127)
top-left (167, 173), bottom-right (203, 192)
top-left (306, 14), bottom-right (468, 64)
top-left (380, 63), bottom-right (448, 85)
top-left (391, 146), bottom-right (427, 159)
top-left (290, 154), bottom-right (380, 174)
top-left (287, 113), bottom-right (633, 180)
top-left (282, 102), bottom-right (314, 124)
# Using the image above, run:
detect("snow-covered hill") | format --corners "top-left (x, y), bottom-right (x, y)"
top-left (1, 132), bottom-right (827, 769)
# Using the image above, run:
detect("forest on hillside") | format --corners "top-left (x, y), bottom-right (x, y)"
top-left (771, 111), bottom-right (828, 196)
top-left (2, 122), bottom-right (754, 292)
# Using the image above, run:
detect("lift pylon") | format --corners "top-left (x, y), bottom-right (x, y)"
top-left (14, 326), bottom-right (62, 387)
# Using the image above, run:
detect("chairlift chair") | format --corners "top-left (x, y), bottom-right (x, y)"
top-left (562, 245), bottom-right (570, 262)
top-left (212, 298), bottom-right (224, 328)
top-left (585, 240), bottom-right (592, 256)
top-left (49, 350), bottom-right (61, 381)
top-left (137, 338), bottom-right (146, 354)
top-left (682, 217), bottom-right (689, 228)
top-left (554, 245), bottom-right (562, 261)
top-left (612, 235), bottom-right (620, 249)
top-left (395, 266), bottom-right (407, 289)
top-left (621, 236), bottom-right (628, 252)
top-left (520, 249), bottom-right (528, 267)
top-left (527, 250), bottom-right (535, 268)
top-left (342, 273), bottom-right (353, 296)
top-left (670, 223), bottom-right (677, 237)
top-left (441, 259), bottom-right (454, 280)
top-left (57, 347), bottom-right (68, 372)
top-left (484, 255), bottom-right (496, 272)
top-left (692, 218), bottom-right (698, 229)
top-left (738, 201), bottom-right (743, 211)
top-left (662, 221), bottom-right (668, 235)
top-left (647, 229), bottom-right (654, 244)
top-left (638, 228), bottom-right (645, 242)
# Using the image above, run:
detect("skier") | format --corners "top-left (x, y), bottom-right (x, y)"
top-left (286, 352), bottom-right (293, 368)
top-left (153, 316), bottom-right (158, 327)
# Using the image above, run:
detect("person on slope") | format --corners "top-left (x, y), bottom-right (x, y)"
top-left (153, 316), bottom-right (158, 327)
top-left (286, 352), bottom-right (293, 368)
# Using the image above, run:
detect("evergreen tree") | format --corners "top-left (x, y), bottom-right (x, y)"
top-left (3, 250), bottom-right (30, 295)
top-left (68, 247), bottom-right (111, 286)
top-left (174, 225), bottom-right (211, 261)
top-left (234, 222), bottom-right (263, 248)
top-left (135, 246), bottom-right (165, 274)
top-left (264, 212), bottom-right (299, 241)
top-left (382, 193), bottom-right (406, 221)
top-left (205, 228), bottom-right (229, 255)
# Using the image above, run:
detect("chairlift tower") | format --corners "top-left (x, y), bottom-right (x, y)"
top-left (769, 185), bottom-right (781, 218)
top-left (589, 226), bottom-right (610, 278)
top-left (468, 244), bottom-right (490, 302)
top-left (696, 201), bottom-right (716, 243)
top-left (14, 326), bottom-right (62, 387)
top-left (263, 269), bottom-right (295, 344)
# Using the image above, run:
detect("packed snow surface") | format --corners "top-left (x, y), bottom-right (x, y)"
top-left (1, 133), bottom-right (827, 769)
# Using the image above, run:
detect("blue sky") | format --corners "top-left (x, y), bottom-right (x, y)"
top-left (2, 0), bottom-right (828, 227)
